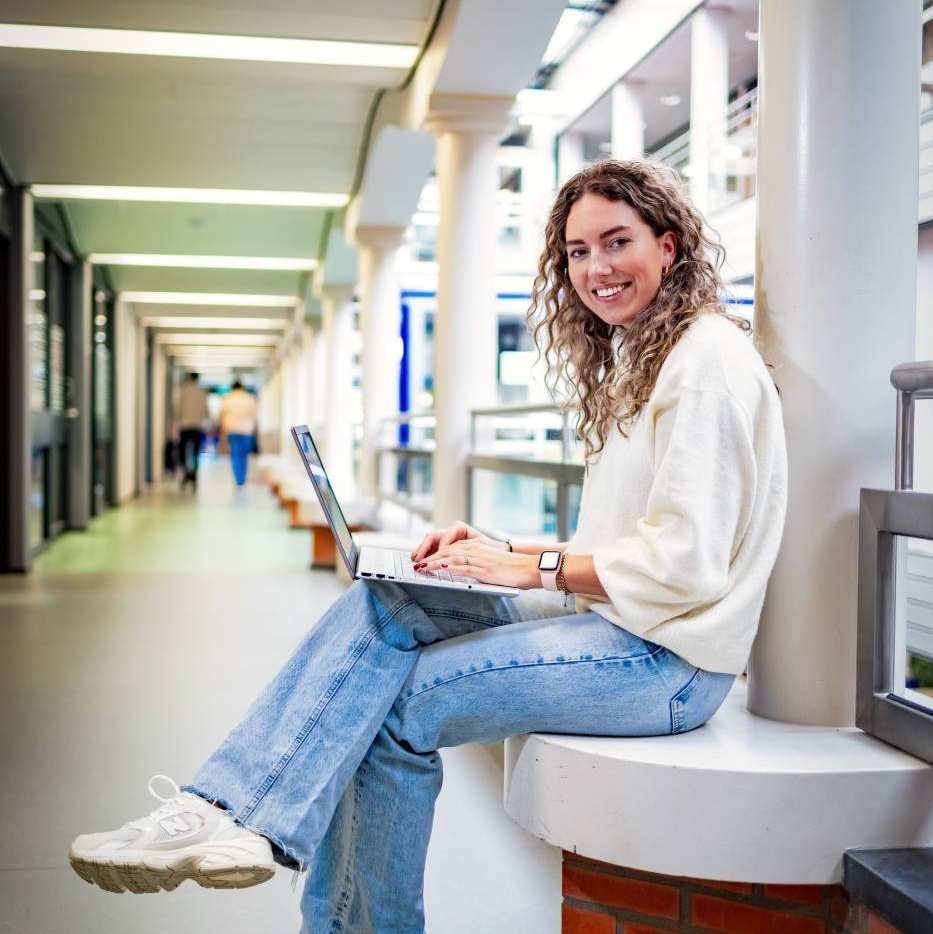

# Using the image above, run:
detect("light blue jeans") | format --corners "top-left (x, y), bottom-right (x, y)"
top-left (184, 580), bottom-right (734, 933)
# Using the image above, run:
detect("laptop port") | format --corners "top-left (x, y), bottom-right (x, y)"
top-left (361, 572), bottom-right (372, 577)
top-left (375, 573), bottom-right (385, 578)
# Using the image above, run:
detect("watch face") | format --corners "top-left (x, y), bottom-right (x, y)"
top-left (538, 551), bottom-right (561, 572)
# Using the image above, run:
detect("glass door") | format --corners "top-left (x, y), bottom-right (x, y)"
top-left (28, 231), bottom-right (73, 551)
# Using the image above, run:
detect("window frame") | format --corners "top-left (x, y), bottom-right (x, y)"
top-left (857, 487), bottom-right (933, 763)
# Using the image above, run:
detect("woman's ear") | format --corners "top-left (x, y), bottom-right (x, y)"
top-left (660, 230), bottom-right (677, 264)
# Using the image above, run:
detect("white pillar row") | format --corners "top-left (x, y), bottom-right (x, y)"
top-left (279, 343), bottom-right (296, 457)
top-left (749, 0), bottom-right (920, 726)
top-left (688, 5), bottom-right (729, 216)
top-left (355, 225), bottom-right (406, 501)
top-left (319, 283), bottom-right (357, 499)
top-left (294, 324), bottom-right (312, 427)
top-left (557, 130), bottom-right (586, 185)
top-left (425, 94), bottom-right (513, 527)
top-left (523, 116), bottom-right (561, 276)
top-left (610, 81), bottom-right (645, 160)
top-left (308, 321), bottom-right (328, 439)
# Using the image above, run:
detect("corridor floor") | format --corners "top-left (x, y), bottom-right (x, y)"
top-left (0, 458), bottom-right (559, 934)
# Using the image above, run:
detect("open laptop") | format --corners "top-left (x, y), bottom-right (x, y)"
top-left (290, 425), bottom-right (520, 597)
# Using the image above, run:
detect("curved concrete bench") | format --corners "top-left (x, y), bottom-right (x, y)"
top-left (504, 678), bottom-right (933, 884)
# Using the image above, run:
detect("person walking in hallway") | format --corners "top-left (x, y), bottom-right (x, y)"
top-left (69, 161), bottom-right (787, 933)
top-left (220, 380), bottom-right (258, 488)
top-left (173, 372), bottom-right (209, 489)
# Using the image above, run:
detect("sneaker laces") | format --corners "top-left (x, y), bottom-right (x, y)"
top-left (126, 775), bottom-right (190, 830)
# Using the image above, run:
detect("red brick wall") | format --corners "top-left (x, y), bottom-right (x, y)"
top-left (561, 852), bottom-right (904, 933)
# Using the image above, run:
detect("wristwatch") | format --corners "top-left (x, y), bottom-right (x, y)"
top-left (538, 550), bottom-right (563, 591)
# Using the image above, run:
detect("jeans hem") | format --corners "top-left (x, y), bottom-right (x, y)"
top-left (182, 782), bottom-right (308, 874)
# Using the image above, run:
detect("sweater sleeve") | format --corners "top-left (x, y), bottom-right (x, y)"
top-left (591, 386), bottom-right (757, 636)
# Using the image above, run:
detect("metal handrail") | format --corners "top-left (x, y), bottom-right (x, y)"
top-left (651, 129), bottom-right (690, 165)
top-left (727, 86), bottom-right (759, 117)
top-left (380, 445), bottom-right (434, 458)
top-left (380, 410), bottom-right (436, 425)
top-left (892, 361), bottom-right (933, 490)
top-left (469, 402), bottom-right (565, 417)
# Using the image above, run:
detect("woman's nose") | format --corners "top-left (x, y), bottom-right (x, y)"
top-left (589, 248), bottom-right (612, 278)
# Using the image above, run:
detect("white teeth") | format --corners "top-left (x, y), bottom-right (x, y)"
top-left (595, 284), bottom-right (628, 298)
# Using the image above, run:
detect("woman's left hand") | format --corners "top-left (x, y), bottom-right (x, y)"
top-left (414, 539), bottom-right (540, 589)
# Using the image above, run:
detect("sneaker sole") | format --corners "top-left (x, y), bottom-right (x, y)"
top-left (69, 850), bottom-right (275, 894)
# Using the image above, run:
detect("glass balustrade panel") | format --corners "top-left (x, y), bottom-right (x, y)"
top-left (894, 535), bottom-right (933, 713)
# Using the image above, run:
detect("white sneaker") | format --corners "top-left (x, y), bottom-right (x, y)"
top-left (69, 775), bottom-right (275, 894)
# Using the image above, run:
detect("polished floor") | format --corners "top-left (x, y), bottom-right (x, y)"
top-left (0, 457), bottom-right (559, 933)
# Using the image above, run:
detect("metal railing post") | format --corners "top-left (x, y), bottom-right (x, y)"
top-left (890, 361), bottom-right (933, 491)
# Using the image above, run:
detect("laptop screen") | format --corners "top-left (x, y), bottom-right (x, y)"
top-left (290, 426), bottom-right (359, 575)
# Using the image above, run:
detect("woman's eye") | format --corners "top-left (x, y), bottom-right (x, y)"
top-left (609, 237), bottom-right (630, 249)
top-left (568, 248), bottom-right (587, 260)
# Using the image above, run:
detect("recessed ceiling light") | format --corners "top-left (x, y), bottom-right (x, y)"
top-left (32, 185), bottom-right (347, 208)
top-left (0, 23), bottom-right (418, 69)
top-left (155, 333), bottom-right (280, 346)
top-left (90, 253), bottom-right (317, 270)
top-left (121, 291), bottom-right (299, 306)
top-left (140, 316), bottom-right (288, 330)
top-left (660, 94), bottom-right (682, 107)
top-left (166, 347), bottom-right (274, 358)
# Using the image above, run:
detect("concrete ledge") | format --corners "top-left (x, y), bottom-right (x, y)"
top-left (503, 679), bottom-right (933, 884)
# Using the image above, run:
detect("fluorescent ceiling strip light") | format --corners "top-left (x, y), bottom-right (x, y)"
top-left (91, 253), bottom-right (317, 270)
top-left (168, 348), bottom-right (273, 359)
top-left (122, 291), bottom-right (298, 306)
top-left (156, 333), bottom-right (279, 346)
top-left (0, 24), bottom-right (418, 68)
top-left (140, 316), bottom-right (288, 330)
top-left (32, 185), bottom-right (347, 208)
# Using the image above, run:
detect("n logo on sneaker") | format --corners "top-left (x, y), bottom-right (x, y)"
top-left (159, 815), bottom-right (192, 836)
top-left (157, 813), bottom-right (205, 841)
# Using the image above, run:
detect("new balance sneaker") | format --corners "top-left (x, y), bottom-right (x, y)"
top-left (69, 775), bottom-right (275, 894)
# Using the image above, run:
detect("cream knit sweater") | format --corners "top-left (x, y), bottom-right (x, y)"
top-left (566, 312), bottom-right (788, 674)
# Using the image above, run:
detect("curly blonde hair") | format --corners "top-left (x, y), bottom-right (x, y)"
top-left (528, 159), bottom-right (749, 460)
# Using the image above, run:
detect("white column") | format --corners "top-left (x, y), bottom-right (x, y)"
top-left (150, 345), bottom-right (166, 483)
top-left (278, 345), bottom-right (293, 456)
top-left (557, 130), bottom-right (586, 185)
top-left (749, 0), bottom-right (920, 726)
top-left (309, 322), bottom-right (328, 438)
top-left (523, 116), bottom-right (561, 272)
top-left (320, 284), bottom-right (357, 499)
top-left (610, 81), bottom-right (645, 160)
top-left (689, 5), bottom-right (729, 215)
top-left (356, 225), bottom-right (405, 501)
top-left (296, 323), bottom-right (313, 428)
top-left (426, 94), bottom-right (513, 527)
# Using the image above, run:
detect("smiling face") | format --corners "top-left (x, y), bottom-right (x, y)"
top-left (565, 192), bottom-right (677, 328)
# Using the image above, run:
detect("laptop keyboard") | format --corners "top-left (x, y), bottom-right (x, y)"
top-left (360, 549), bottom-right (474, 585)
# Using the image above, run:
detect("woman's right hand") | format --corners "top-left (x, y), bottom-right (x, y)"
top-left (410, 521), bottom-right (506, 563)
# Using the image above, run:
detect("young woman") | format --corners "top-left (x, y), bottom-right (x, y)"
top-left (70, 161), bottom-right (787, 932)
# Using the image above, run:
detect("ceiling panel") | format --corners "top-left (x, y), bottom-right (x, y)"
top-left (0, 49), bottom-right (379, 189)
top-left (105, 266), bottom-right (308, 294)
top-left (0, 1), bottom-right (438, 44)
top-left (63, 201), bottom-right (327, 256)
